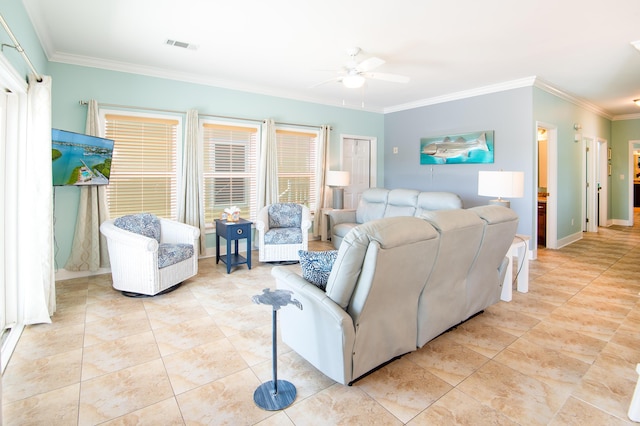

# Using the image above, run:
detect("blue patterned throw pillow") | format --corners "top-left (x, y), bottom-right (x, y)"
top-left (298, 250), bottom-right (338, 290)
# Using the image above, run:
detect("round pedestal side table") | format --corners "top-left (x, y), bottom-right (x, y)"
top-left (251, 288), bottom-right (303, 411)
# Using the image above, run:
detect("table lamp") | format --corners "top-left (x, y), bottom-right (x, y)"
top-left (478, 170), bottom-right (524, 208)
top-left (326, 170), bottom-right (350, 209)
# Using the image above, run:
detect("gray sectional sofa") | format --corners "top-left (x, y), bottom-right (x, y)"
top-left (271, 204), bottom-right (518, 385)
top-left (327, 187), bottom-right (463, 248)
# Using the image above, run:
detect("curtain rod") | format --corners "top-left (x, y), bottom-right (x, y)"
top-left (0, 14), bottom-right (42, 82)
top-left (79, 100), bottom-right (326, 130)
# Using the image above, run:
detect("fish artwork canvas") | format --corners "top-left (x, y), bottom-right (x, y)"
top-left (420, 130), bottom-right (494, 164)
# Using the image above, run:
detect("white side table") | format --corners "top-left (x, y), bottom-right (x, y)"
top-left (501, 234), bottom-right (530, 302)
top-left (320, 208), bottom-right (334, 242)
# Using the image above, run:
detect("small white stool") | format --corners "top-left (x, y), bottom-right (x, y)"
top-left (500, 234), bottom-right (530, 302)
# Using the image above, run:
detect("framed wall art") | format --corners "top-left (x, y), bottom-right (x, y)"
top-left (420, 130), bottom-right (495, 164)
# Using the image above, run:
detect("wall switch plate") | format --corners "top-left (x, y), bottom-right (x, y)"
top-left (393, 147), bottom-right (398, 154)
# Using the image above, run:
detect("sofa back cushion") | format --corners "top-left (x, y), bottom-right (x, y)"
top-left (383, 189), bottom-right (420, 218)
top-left (464, 205), bottom-right (519, 316)
top-left (355, 188), bottom-right (389, 224)
top-left (415, 192), bottom-right (463, 217)
top-left (417, 208), bottom-right (485, 346)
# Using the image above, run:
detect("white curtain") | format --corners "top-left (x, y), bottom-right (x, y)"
top-left (64, 100), bottom-right (110, 271)
top-left (312, 125), bottom-right (331, 237)
top-left (21, 75), bottom-right (55, 324)
top-left (257, 118), bottom-right (279, 211)
top-left (178, 109), bottom-right (206, 254)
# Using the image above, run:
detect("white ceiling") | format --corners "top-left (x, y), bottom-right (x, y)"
top-left (20, 0), bottom-right (640, 117)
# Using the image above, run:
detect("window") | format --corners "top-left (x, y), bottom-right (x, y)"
top-left (202, 122), bottom-right (258, 224)
top-left (276, 128), bottom-right (318, 210)
top-left (103, 112), bottom-right (181, 219)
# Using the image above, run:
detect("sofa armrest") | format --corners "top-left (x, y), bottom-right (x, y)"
top-left (272, 266), bottom-right (356, 385)
top-left (326, 209), bottom-right (356, 227)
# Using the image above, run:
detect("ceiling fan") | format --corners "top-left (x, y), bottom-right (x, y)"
top-left (314, 47), bottom-right (410, 89)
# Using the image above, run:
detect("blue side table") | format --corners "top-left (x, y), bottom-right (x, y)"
top-left (215, 218), bottom-right (252, 274)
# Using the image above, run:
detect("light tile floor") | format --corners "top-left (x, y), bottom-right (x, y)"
top-left (3, 211), bottom-right (640, 425)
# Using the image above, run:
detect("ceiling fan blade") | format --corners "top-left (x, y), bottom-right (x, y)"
top-left (356, 57), bottom-right (385, 72)
top-left (362, 71), bottom-right (410, 83)
top-left (309, 76), bottom-right (341, 88)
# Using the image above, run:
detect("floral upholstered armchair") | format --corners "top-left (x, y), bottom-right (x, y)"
top-left (100, 213), bottom-right (200, 296)
top-left (255, 203), bottom-right (311, 263)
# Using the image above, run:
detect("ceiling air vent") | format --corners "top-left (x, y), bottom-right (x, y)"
top-left (165, 39), bottom-right (198, 50)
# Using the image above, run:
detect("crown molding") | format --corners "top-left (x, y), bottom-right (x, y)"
top-left (48, 52), bottom-right (385, 114)
top-left (612, 112), bottom-right (640, 121)
top-left (532, 78), bottom-right (613, 120)
top-left (383, 77), bottom-right (537, 114)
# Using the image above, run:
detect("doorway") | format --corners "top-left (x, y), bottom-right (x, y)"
top-left (536, 122), bottom-right (558, 249)
top-left (340, 135), bottom-right (377, 209)
top-left (596, 138), bottom-right (608, 228)
top-left (629, 140), bottom-right (640, 226)
top-left (583, 136), bottom-right (597, 232)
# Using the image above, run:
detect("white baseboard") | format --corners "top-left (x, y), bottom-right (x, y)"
top-left (55, 267), bottom-right (111, 281)
top-left (611, 219), bottom-right (632, 226)
top-left (556, 231), bottom-right (583, 249)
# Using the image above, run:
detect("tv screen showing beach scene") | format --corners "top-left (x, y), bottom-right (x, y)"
top-left (51, 129), bottom-right (114, 186)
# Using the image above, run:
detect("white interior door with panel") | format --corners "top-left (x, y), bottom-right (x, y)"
top-left (340, 135), bottom-right (376, 209)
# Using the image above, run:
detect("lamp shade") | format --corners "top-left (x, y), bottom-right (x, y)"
top-left (326, 170), bottom-right (350, 187)
top-left (478, 171), bottom-right (524, 199)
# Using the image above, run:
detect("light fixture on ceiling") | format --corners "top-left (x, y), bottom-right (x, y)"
top-left (634, 99), bottom-right (640, 106)
top-left (632, 40), bottom-right (640, 52)
top-left (342, 72), bottom-right (365, 89)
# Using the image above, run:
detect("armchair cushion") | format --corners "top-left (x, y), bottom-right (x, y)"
top-left (264, 228), bottom-right (303, 245)
top-left (268, 203), bottom-right (303, 228)
top-left (158, 243), bottom-right (195, 269)
top-left (114, 213), bottom-right (161, 243)
top-left (299, 250), bottom-right (339, 290)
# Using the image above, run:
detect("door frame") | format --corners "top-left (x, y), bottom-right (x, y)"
top-left (536, 122), bottom-right (558, 249)
top-left (597, 138), bottom-right (609, 227)
top-left (582, 136), bottom-right (598, 232)
top-left (629, 140), bottom-right (640, 226)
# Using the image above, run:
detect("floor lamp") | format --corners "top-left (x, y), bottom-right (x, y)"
top-left (326, 170), bottom-right (350, 210)
top-left (478, 170), bottom-right (524, 208)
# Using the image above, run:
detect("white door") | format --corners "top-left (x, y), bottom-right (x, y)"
top-left (341, 136), bottom-right (374, 209)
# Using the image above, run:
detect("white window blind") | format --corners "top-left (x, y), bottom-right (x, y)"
top-left (202, 122), bottom-right (258, 224)
top-left (104, 113), bottom-right (180, 219)
top-left (276, 128), bottom-right (318, 210)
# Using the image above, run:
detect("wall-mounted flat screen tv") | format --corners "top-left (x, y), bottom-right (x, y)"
top-left (51, 129), bottom-right (114, 186)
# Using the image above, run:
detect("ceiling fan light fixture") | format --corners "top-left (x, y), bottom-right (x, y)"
top-left (342, 74), bottom-right (365, 89)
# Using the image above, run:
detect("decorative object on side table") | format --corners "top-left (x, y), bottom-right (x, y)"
top-left (252, 288), bottom-right (303, 411)
top-left (221, 205), bottom-right (241, 222)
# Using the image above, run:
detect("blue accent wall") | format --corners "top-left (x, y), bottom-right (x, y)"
top-left (384, 88), bottom-right (535, 237)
